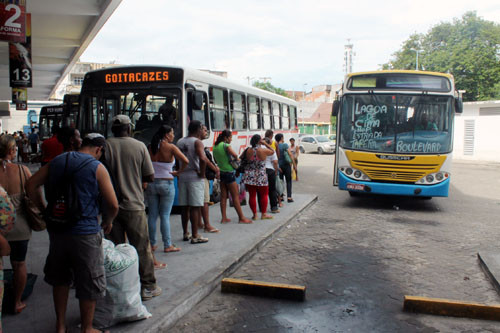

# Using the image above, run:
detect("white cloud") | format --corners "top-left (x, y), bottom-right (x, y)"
top-left (81, 0), bottom-right (500, 89)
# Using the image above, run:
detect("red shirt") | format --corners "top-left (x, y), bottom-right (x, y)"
top-left (41, 135), bottom-right (64, 163)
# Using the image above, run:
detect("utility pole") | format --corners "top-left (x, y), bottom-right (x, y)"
top-left (259, 77), bottom-right (272, 83)
top-left (245, 76), bottom-right (255, 85)
top-left (344, 39), bottom-right (355, 74)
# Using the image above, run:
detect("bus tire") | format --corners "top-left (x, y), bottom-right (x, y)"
top-left (348, 191), bottom-right (359, 197)
top-left (318, 147), bottom-right (324, 155)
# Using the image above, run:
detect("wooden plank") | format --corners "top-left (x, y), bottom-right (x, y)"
top-left (221, 278), bottom-right (306, 301)
top-left (404, 295), bottom-right (500, 321)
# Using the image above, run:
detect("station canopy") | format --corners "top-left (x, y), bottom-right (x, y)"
top-left (0, 0), bottom-right (122, 101)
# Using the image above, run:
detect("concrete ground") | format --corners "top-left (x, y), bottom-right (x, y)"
top-left (2, 186), bottom-right (316, 333)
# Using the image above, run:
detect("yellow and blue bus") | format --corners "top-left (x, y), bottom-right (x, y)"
top-left (332, 70), bottom-right (463, 198)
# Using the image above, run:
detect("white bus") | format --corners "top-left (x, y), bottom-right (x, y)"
top-left (78, 65), bottom-right (299, 152)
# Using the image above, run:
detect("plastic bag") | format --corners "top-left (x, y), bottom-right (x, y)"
top-left (276, 176), bottom-right (284, 196)
top-left (292, 168), bottom-right (297, 181)
top-left (94, 239), bottom-right (152, 329)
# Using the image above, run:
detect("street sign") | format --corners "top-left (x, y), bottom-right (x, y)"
top-left (0, 0), bottom-right (26, 43)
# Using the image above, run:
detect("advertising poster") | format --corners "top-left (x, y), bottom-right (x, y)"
top-left (0, 0), bottom-right (26, 43)
top-left (9, 12), bottom-right (31, 88)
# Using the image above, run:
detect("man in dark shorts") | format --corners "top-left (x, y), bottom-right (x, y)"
top-left (103, 115), bottom-right (162, 301)
top-left (26, 133), bottom-right (119, 333)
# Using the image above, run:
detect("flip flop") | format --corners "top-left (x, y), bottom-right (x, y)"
top-left (205, 228), bottom-right (220, 233)
top-left (154, 262), bottom-right (167, 270)
top-left (164, 246), bottom-right (181, 253)
top-left (15, 303), bottom-right (27, 314)
top-left (261, 215), bottom-right (273, 220)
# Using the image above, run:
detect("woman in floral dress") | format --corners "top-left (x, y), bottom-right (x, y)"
top-left (241, 134), bottom-right (274, 220)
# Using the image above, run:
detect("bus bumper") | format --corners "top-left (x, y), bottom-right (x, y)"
top-left (338, 172), bottom-right (450, 197)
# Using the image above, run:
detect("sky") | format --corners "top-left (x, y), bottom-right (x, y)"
top-left (81, 0), bottom-right (500, 91)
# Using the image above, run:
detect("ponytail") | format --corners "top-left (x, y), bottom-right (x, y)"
top-left (151, 125), bottom-right (173, 155)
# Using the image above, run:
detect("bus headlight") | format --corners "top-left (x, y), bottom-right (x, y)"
top-left (340, 166), bottom-right (370, 181)
top-left (417, 172), bottom-right (449, 185)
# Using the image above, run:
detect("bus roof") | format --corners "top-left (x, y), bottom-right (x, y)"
top-left (346, 70), bottom-right (454, 80)
top-left (83, 65), bottom-right (298, 106)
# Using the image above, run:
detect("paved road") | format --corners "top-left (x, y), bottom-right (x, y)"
top-left (169, 154), bottom-right (500, 332)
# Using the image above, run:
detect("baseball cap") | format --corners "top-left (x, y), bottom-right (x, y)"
top-left (82, 133), bottom-right (106, 147)
top-left (111, 114), bottom-right (131, 127)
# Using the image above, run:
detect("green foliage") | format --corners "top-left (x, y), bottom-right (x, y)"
top-left (252, 81), bottom-right (289, 97)
top-left (382, 12), bottom-right (500, 101)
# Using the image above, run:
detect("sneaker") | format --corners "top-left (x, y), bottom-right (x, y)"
top-left (191, 235), bottom-right (209, 244)
top-left (183, 233), bottom-right (192, 241)
top-left (141, 286), bottom-right (162, 301)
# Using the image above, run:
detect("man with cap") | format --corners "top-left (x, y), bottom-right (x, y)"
top-left (103, 114), bottom-right (162, 301)
top-left (26, 133), bottom-right (119, 333)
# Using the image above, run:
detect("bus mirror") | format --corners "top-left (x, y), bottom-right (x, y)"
top-left (193, 91), bottom-right (204, 110)
top-left (455, 97), bottom-right (463, 113)
top-left (332, 100), bottom-right (340, 116)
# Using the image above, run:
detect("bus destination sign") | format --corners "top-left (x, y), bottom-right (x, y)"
top-left (105, 70), bottom-right (169, 84)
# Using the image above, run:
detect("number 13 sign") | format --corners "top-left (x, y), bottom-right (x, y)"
top-left (0, 1), bottom-right (26, 43)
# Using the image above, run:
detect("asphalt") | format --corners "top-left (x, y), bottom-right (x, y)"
top-left (2, 180), bottom-right (317, 333)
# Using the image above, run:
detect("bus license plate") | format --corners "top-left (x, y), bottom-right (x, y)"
top-left (347, 183), bottom-right (365, 191)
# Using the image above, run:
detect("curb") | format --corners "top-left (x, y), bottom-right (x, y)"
top-left (221, 278), bottom-right (306, 301)
top-left (477, 252), bottom-right (500, 296)
top-left (403, 295), bottom-right (500, 321)
top-left (140, 195), bottom-right (318, 332)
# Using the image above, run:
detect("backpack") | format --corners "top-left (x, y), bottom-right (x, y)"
top-left (44, 154), bottom-right (94, 231)
top-left (204, 148), bottom-right (216, 180)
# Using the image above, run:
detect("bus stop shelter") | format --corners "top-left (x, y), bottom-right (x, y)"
top-left (0, 0), bottom-right (122, 105)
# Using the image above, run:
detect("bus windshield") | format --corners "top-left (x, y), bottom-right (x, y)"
top-left (339, 94), bottom-right (453, 154)
top-left (81, 89), bottom-right (181, 144)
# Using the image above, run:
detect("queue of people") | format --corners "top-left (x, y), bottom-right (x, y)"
top-left (0, 116), bottom-right (298, 332)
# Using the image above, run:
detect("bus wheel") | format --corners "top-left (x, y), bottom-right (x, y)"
top-left (318, 147), bottom-right (324, 155)
top-left (348, 191), bottom-right (359, 197)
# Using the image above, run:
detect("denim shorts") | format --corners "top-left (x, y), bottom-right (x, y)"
top-left (220, 171), bottom-right (236, 185)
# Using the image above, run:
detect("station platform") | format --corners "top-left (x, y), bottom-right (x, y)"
top-left (2, 192), bottom-right (317, 333)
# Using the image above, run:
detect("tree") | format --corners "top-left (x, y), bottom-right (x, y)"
top-left (252, 81), bottom-right (289, 97)
top-left (382, 12), bottom-right (500, 101)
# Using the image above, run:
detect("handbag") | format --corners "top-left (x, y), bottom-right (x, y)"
top-left (225, 144), bottom-right (240, 170)
top-left (19, 165), bottom-right (46, 232)
top-left (284, 150), bottom-right (292, 164)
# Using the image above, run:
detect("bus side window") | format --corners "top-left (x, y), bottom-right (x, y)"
top-left (209, 87), bottom-right (229, 130)
top-left (282, 104), bottom-right (289, 130)
top-left (272, 101), bottom-right (281, 130)
top-left (230, 91), bottom-right (247, 131)
top-left (290, 106), bottom-right (297, 129)
top-left (261, 99), bottom-right (271, 130)
top-left (248, 95), bottom-right (260, 130)
top-left (188, 91), bottom-right (209, 129)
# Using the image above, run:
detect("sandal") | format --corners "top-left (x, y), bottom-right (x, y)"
top-left (287, 198), bottom-right (294, 203)
top-left (205, 227), bottom-right (220, 233)
top-left (164, 245), bottom-right (181, 253)
top-left (191, 235), bottom-right (209, 244)
top-left (154, 262), bottom-right (167, 270)
top-left (261, 215), bottom-right (273, 220)
top-left (183, 233), bottom-right (192, 241)
top-left (151, 245), bottom-right (158, 252)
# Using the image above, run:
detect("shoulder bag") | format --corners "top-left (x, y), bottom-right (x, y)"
top-left (225, 144), bottom-right (240, 170)
top-left (19, 165), bottom-right (46, 232)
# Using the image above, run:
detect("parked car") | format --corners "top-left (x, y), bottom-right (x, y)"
top-left (298, 135), bottom-right (335, 154)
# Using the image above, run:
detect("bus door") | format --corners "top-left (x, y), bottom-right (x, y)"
top-left (186, 80), bottom-right (210, 138)
top-left (332, 98), bottom-right (341, 186)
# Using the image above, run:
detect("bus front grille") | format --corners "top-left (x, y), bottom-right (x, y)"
top-left (363, 169), bottom-right (425, 182)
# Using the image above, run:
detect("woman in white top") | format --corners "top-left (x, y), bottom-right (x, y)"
top-left (146, 125), bottom-right (188, 253)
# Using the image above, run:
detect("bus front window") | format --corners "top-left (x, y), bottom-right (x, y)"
top-left (340, 94), bottom-right (452, 154)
